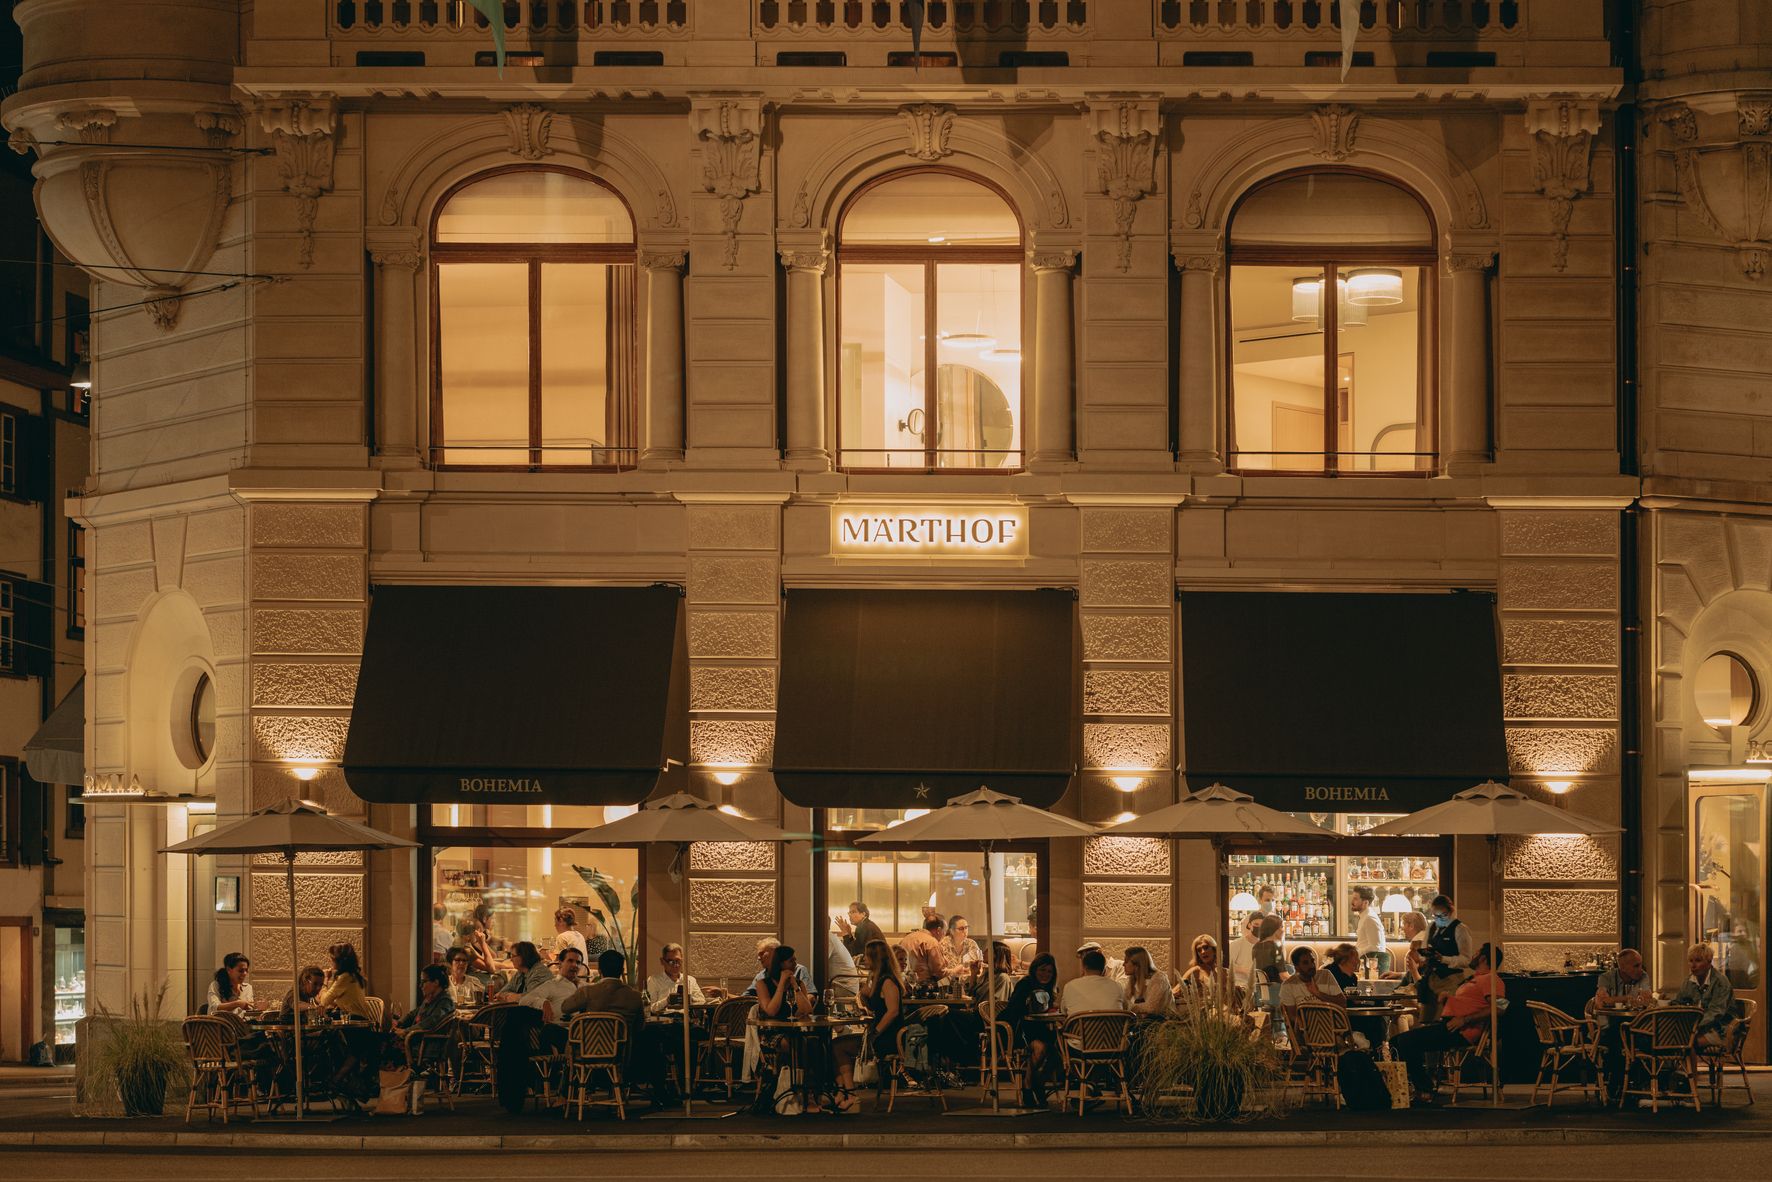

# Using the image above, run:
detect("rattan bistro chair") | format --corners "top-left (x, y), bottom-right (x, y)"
top-left (1057, 1010), bottom-right (1135, 1116)
top-left (1527, 1000), bottom-right (1601, 1106)
top-left (183, 1015), bottom-right (261, 1124)
top-left (456, 1001), bottom-right (518, 1095)
top-left (564, 1012), bottom-right (630, 1121)
top-left (1695, 998), bottom-right (1756, 1108)
top-left (978, 1018), bottom-right (1023, 1103)
top-left (402, 1017), bottom-right (461, 1109)
top-left (703, 996), bottom-right (757, 1098)
top-left (1290, 1002), bottom-right (1350, 1109)
top-left (1621, 1005), bottom-right (1703, 1113)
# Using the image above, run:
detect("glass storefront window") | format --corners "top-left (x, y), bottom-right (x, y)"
top-left (1695, 792), bottom-right (1763, 991)
top-left (53, 927), bottom-right (84, 1046)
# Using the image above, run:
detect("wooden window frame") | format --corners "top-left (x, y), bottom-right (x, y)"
top-left (0, 410), bottom-right (17, 497)
top-left (428, 165), bottom-right (639, 473)
top-left (66, 520), bottom-right (84, 640)
top-left (0, 573), bottom-right (18, 678)
top-left (0, 759), bottom-right (15, 867)
top-left (1224, 168), bottom-right (1440, 478)
top-left (835, 167), bottom-right (1026, 474)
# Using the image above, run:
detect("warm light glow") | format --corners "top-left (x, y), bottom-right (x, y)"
top-left (981, 346), bottom-right (1021, 361)
top-left (833, 504), bottom-right (1028, 557)
top-left (927, 235), bottom-right (947, 244)
top-left (938, 330), bottom-right (997, 350)
top-left (541, 805), bottom-right (553, 828)
top-left (1229, 891), bottom-right (1260, 912)
top-left (289, 766), bottom-right (320, 782)
top-left (1381, 892), bottom-right (1413, 913)
top-left (186, 800), bottom-right (216, 815)
top-left (1346, 267), bottom-right (1404, 306)
top-left (1545, 780), bottom-right (1574, 795)
top-left (904, 808), bottom-right (930, 822)
top-left (718, 804), bottom-right (746, 818)
top-left (1109, 810), bottom-right (1138, 825)
top-left (603, 804), bottom-right (638, 824)
top-left (712, 769), bottom-right (742, 786)
top-left (1110, 775), bottom-right (1142, 793)
top-left (1689, 767), bottom-right (1772, 781)
top-left (448, 803), bottom-right (460, 827)
top-left (1702, 717), bottom-right (1736, 727)
top-left (541, 847), bottom-right (552, 875)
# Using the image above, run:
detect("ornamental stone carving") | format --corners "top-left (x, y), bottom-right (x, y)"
top-left (1088, 99), bottom-right (1160, 272)
top-left (259, 95), bottom-right (339, 270)
top-left (1031, 249), bottom-right (1077, 273)
top-left (1526, 97), bottom-right (1601, 273)
top-left (1657, 100), bottom-right (1772, 280)
top-left (1309, 104), bottom-right (1360, 162)
top-left (779, 248), bottom-right (829, 274)
top-left (503, 103), bottom-right (554, 160)
top-left (640, 250), bottom-right (688, 272)
top-left (899, 103), bottom-right (956, 161)
top-left (56, 108), bottom-right (118, 144)
top-left (1445, 251), bottom-right (1497, 273)
top-left (692, 98), bottom-right (762, 270)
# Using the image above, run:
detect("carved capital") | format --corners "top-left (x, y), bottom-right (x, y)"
top-left (1173, 252), bottom-right (1222, 274)
top-left (1031, 249), bottom-right (1077, 273)
top-left (899, 103), bottom-right (956, 162)
top-left (1525, 97), bottom-right (1601, 274)
top-left (692, 97), bottom-right (763, 271)
top-left (640, 250), bottom-right (688, 272)
top-left (1088, 98), bottom-right (1161, 273)
top-left (55, 108), bottom-right (119, 145)
top-left (1445, 251), bottom-right (1497, 273)
top-left (779, 249), bottom-right (829, 275)
top-left (7, 127), bottom-right (37, 157)
top-left (503, 104), bottom-right (554, 160)
top-left (194, 108), bottom-right (244, 149)
top-left (1309, 105), bottom-right (1360, 162)
top-left (370, 248), bottom-right (422, 272)
top-left (1740, 95), bottom-right (1772, 139)
top-left (258, 95), bottom-right (338, 271)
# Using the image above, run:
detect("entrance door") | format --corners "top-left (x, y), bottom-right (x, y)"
top-left (1689, 780), bottom-right (1767, 1063)
top-left (0, 918), bottom-right (32, 1062)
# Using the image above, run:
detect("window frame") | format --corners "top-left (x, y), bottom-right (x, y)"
top-left (835, 167), bottom-right (1027, 475)
top-left (66, 520), bottom-right (84, 640)
top-left (0, 758), bottom-right (14, 867)
top-left (1224, 167), bottom-right (1440, 478)
top-left (0, 573), bottom-right (18, 677)
top-left (0, 410), bottom-right (18, 497)
top-left (427, 165), bottom-right (640, 473)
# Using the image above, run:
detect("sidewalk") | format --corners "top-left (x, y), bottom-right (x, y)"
top-left (2, 1075), bottom-right (1768, 1151)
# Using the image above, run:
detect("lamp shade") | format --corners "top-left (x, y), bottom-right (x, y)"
top-left (1229, 891), bottom-right (1261, 911)
top-left (1381, 892), bottom-right (1413, 913)
top-left (1346, 267), bottom-right (1403, 306)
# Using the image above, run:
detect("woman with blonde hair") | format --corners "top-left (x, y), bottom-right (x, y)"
top-left (829, 937), bottom-right (906, 1113)
top-left (1122, 945), bottom-right (1174, 1018)
top-left (1176, 933), bottom-right (1233, 1002)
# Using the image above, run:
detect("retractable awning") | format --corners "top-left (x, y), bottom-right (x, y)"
top-left (343, 585), bottom-right (686, 806)
top-left (25, 678), bottom-right (84, 786)
top-left (1178, 590), bottom-right (1506, 813)
top-left (772, 588), bottom-right (1078, 810)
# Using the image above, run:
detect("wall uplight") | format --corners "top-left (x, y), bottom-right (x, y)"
top-left (1545, 780), bottom-right (1574, 795)
top-left (1689, 767), bottom-right (1772, 781)
top-left (289, 766), bottom-right (320, 782)
top-left (718, 803), bottom-right (745, 818)
top-left (186, 799), bottom-right (216, 815)
top-left (1109, 775), bottom-right (1143, 793)
top-left (1109, 810), bottom-right (1138, 825)
top-left (712, 768), bottom-right (742, 787)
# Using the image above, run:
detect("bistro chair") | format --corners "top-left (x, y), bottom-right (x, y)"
top-left (703, 995), bottom-right (757, 1099)
top-left (403, 1017), bottom-right (461, 1109)
top-left (1526, 1001), bottom-right (1601, 1106)
top-left (1695, 998), bottom-right (1755, 1108)
top-left (1289, 1002), bottom-right (1350, 1109)
top-left (1438, 1025), bottom-right (1498, 1106)
top-left (362, 996), bottom-right (387, 1029)
top-left (456, 1002), bottom-right (518, 1095)
top-left (564, 1012), bottom-right (630, 1121)
top-left (182, 1015), bottom-right (262, 1123)
top-left (880, 1006), bottom-right (950, 1113)
top-left (1623, 1005), bottom-right (1705, 1112)
top-left (978, 1018), bottom-right (1022, 1103)
top-left (1057, 1010), bottom-right (1135, 1116)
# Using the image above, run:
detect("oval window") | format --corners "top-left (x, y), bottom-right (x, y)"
top-left (1694, 652), bottom-right (1757, 730)
top-left (189, 672), bottom-right (216, 766)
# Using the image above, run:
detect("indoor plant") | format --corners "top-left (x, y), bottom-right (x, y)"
top-left (80, 982), bottom-right (190, 1117)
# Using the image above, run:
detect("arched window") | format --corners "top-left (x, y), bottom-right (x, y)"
top-left (837, 171), bottom-right (1024, 471)
top-left (431, 168), bottom-right (636, 468)
top-left (1226, 171), bottom-right (1436, 474)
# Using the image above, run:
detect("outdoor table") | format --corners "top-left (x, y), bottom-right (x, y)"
top-left (756, 1016), bottom-right (861, 1114)
top-left (1501, 971), bottom-right (1602, 1084)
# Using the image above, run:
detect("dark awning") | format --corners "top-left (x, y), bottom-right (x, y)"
top-left (25, 678), bottom-right (84, 786)
top-left (343, 585), bottom-right (686, 806)
top-left (1179, 591), bottom-right (1506, 813)
top-left (773, 589), bottom-right (1078, 810)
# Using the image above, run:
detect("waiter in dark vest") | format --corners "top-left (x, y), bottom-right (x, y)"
top-left (1416, 893), bottom-right (1477, 1019)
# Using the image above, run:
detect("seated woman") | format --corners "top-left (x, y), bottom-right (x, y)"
top-left (319, 941), bottom-right (381, 1102)
top-left (1324, 942), bottom-right (1386, 1050)
top-left (443, 947), bottom-right (486, 1009)
top-left (930, 941), bottom-right (1014, 1072)
top-left (269, 966), bottom-right (329, 1102)
top-left (1000, 952), bottom-right (1060, 1109)
top-left (206, 952), bottom-right (256, 1015)
top-left (1122, 946), bottom-right (1173, 1020)
top-left (280, 965), bottom-right (325, 1019)
top-left (393, 964), bottom-right (458, 1073)
top-left (1176, 934), bottom-right (1233, 1005)
top-left (830, 938), bottom-right (906, 1114)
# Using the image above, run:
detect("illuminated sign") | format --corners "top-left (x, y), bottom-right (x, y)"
top-left (1303, 785), bottom-right (1392, 803)
top-left (833, 505), bottom-right (1028, 557)
top-left (459, 777), bottom-right (545, 794)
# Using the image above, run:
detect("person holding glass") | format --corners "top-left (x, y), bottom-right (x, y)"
top-left (207, 952), bottom-right (256, 1015)
top-left (443, 947), bottom-right (486, 1009)
top-left (1001, 952), bottom-right (1061, 1109)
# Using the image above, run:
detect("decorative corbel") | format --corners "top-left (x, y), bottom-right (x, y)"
top-left (1309, 105), bottom-right (1360, 162)
top-left (1658, 100), bottom-right (1772, 281)
top-left (1526, 97), bottom-right (1601, 273)
top-left (55, 108), bottom-right (119, 145)
top-left (258, 95), bottom-right (338, 270)
top-left (899, 103), bottom-right (956, 161)
top-left (1088, 99), bottom-right (1161, 272)
top-left (503, 104), bottom-right (554, 161)
top-left (194, 108), bottom-right (244, 151)
top-left (691, 98), bottom-right (762, 271)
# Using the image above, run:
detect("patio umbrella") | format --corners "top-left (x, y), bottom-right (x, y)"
top-left (1362, 780), bottom-right (1620, 1105)
top-left (556, 792), bottom-right (803, 1117)
top-left (858, 785), bottom-right (1100, 1114)
top-left (162, 799), bottom-right (417, 1121)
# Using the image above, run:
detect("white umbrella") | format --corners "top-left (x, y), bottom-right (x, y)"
top-left (556, 792), bottom-right (804, 1117)
top-left (162, 799), bottom-right (417, 1121)
top-left (1362, 780), bottom-right (1621, 1105)
top-left (858, 785), bottom-right (1099, 1114)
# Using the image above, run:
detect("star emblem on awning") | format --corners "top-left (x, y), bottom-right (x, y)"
top-left (912, 782), bottom-right (931, 799)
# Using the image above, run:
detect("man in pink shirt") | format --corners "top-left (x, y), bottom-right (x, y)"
top-left (898, 916), bottom-right (951, 984)
top-left (1390, 942), bottom-right (1506, 1103)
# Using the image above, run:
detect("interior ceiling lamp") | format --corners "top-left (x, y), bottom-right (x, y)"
top-left (939, 330), bottom-right (997, 350)
top-left (981, 345), bottom-right (1021, 361)
top-left (1346, 268), bottom-right (1404, 306)
top-left (1289, 275), bottom-right (1366, 329)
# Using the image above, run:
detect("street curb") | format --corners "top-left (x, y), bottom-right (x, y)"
top-left (0, 1126), bottom-right (1752, 1152)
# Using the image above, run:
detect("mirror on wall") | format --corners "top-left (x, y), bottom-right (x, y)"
top-left (933, 363), bottom-right (1013, 469)
top-left (1695, 652), bottom-right (1758, 731)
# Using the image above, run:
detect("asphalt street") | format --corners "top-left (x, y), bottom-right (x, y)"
top-left (0, 1143), bottom-right (1766, 1181)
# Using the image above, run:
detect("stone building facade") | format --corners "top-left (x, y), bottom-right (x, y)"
top-left (2, 1), bottom-right (1767, 1049)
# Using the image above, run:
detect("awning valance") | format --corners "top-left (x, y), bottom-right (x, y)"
top-left (343, 585), bottom-right (686, 806)
top-left (25, 678), bottom-right (84, 786)
top-left (772, 589), bottom-right (1078, 810)
top-left (1179, 591), bottom-right (1506, 814)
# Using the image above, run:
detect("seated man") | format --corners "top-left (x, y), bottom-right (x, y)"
top-left (1673, 942), bottom-right (1735, 1048)
top-left (1277, 945), bottom-right (1345, 1013)
top-left (1060, 949), bottom-right (1127, 1013)
top-left (643, 942), bottom-right (706, 1013)
top-left (744, 937), bottom-right (815, 997)
top-left (899, 916), bottom-right (951, 986)
top-left (1591, 947), bottom-right (1652, 1099)
top-left (494, 941), bottom-right (556, 1003)
top-left (1389, 942), bottom-right (1504, 1105)
top-left (520, 946), bottom-right (586, 1052)
top-left (553, 950), bottom-right (671, 1103)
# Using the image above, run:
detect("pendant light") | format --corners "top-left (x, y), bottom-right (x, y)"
top-left (1346, 267), bottom-right (1404, 306)
top-left (1290, 274), bottom-right (1367, 329)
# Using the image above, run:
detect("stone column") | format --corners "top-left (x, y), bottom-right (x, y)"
top-left (640, 251), bottom-right (687, 466)
top-left (780, 249), bottom-right (830, 470)
top-left (1445, 252), bottom-right (1495, 471)
top-left (369, 238), bottom-right (422, 467)
top-left (1031, 250), bottom-right (1077, 467)
top-left (1175, 252), bottom-right (1222, 469)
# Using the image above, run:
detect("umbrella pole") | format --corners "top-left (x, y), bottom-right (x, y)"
top-left (287, 850), bottom-right (305, 1121)
top-left (985, 839), bottom-right (999, 1113)
top-left (1489, 835), bottom-right (1501, 1108)
top-left (680, 841), bottom-right (692, 1118)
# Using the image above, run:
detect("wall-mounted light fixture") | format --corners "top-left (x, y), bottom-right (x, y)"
top-left (1545, 780), bottom-right (1574, 795)
top-left (288, 765), bottom-right (320, 782)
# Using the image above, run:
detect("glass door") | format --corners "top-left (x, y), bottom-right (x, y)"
top-left (1690, 781), bottom-right (1767, 1063)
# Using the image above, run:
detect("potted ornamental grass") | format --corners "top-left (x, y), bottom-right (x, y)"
top-left (78, 982), bottom-right (190, 1117)
top-left (1135, 989), bottom-right (1287, 1123)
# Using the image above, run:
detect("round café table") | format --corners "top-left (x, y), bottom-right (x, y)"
top-left (756, 1016), bottom-right (864, 1114)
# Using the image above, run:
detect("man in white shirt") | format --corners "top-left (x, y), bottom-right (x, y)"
top-left (519, 946), bottom-right (585, 1026)
top-left (1075, 940), bottom-right (1124, 982)
top-left (1277, 945), bottom-right (1345, 1012)
top-left (1061, 949), bottom-right (1128, 1013)
top-left (1227, 913), bottom-right (1262, 993)
top-left (643, 942), bottom-right (706, 1014)
top-left (1349, 885), bottom-right (1388, 972)
top-left (430, 905), bottom-right (454, 964)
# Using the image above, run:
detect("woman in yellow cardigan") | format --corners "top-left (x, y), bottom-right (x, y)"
top-left (319, 941), bottom-right (381, 1102)
top-left (318, 942), bottom-right (377, 1021)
